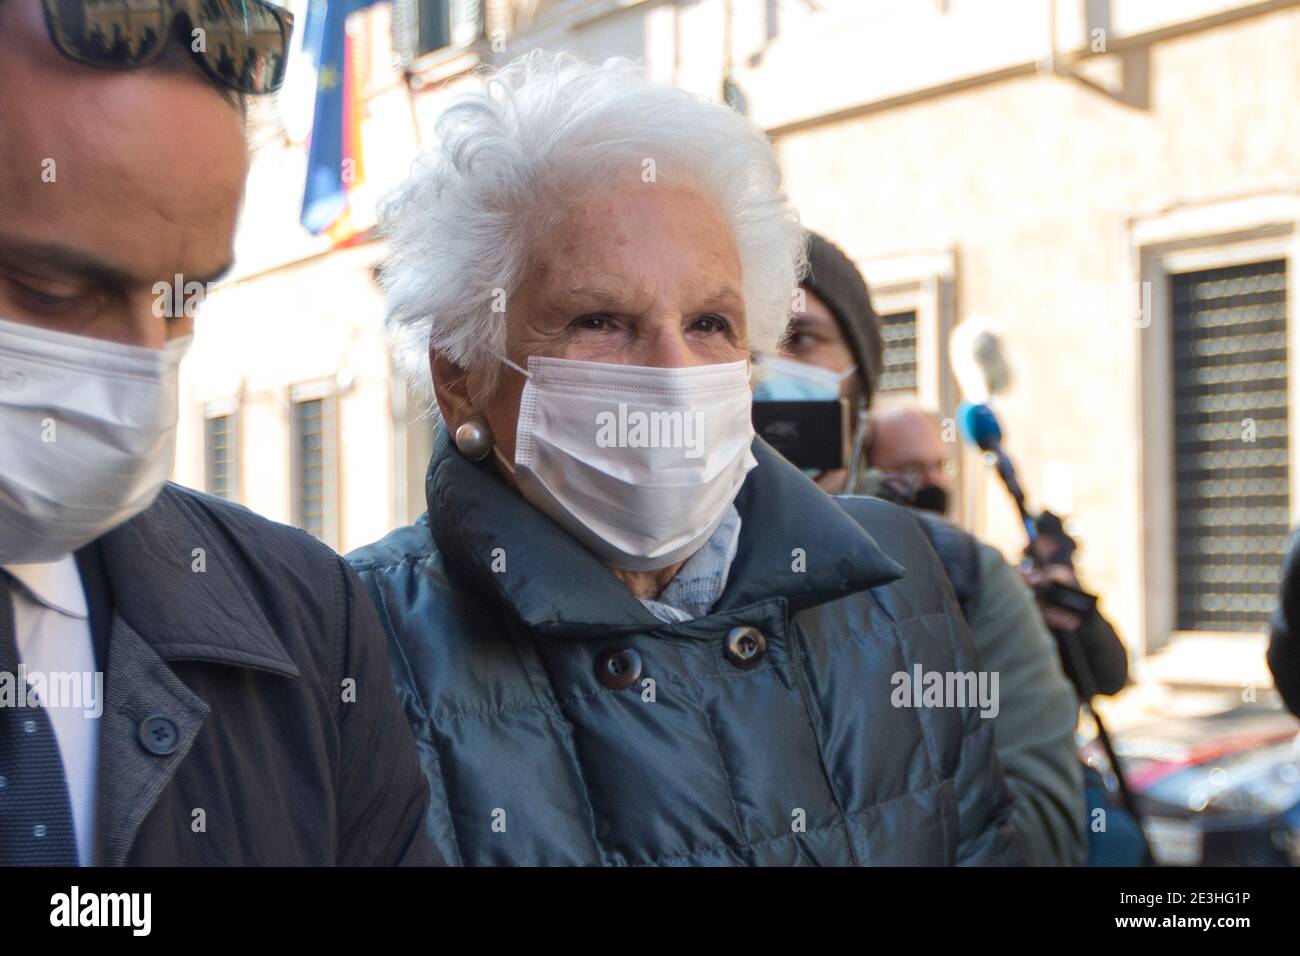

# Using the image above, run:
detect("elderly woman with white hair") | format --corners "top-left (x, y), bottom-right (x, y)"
top-left (350, 52), bottom-right (1022, 866)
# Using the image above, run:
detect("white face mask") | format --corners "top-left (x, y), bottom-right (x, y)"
top-left (495, 355), bottom-right (758, 571)
top-left (0, 317), bottom-right (190, 565)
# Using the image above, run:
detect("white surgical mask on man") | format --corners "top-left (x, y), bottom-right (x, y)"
top-left (0, 316), bottom-right (189, 564)
top-left (495, 355), bottom-right (757, 571)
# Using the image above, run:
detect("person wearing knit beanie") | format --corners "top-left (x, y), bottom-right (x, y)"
top-left (799, 231), bottom-right (884, 414)
top-left (760, 230), bottom-right (883, 493)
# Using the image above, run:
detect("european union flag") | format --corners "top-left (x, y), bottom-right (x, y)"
top-left (299, 0), bottom-right (384, 235)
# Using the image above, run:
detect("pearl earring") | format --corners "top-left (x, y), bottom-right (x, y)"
top-left (454, 415), bottom-right (494, 462)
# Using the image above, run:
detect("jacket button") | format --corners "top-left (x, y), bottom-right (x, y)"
top-left (595, 648), bottom-right (642, 690)
top-left (138, 715), bottom-right (180, 756)
top-left (725, 627), bottom-right (767, 667)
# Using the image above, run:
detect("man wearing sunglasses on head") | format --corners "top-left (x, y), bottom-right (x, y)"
top-left (0, 0), bottom-right (438, 865)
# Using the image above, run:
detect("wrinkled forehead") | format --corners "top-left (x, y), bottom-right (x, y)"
top-left (530, 176), bottom-right (742, 288)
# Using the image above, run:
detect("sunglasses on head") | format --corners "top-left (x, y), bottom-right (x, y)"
top-left (40, 0), bottom-right (294, 95)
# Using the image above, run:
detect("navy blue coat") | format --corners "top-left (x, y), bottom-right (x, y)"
top-left (80, 485), bottom-right (436, 865)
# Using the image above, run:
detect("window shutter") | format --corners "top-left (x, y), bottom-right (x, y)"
top-left (1171, 259), bottom-right (1289, 632)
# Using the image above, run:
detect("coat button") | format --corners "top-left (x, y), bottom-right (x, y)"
top-left (595, 648), bottom-right (642, 690)
top-left (725, 627), bottom-right (767, 667)
top-left (138, 714), bottom-right (180, 756)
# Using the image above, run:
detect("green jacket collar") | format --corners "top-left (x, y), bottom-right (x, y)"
top-left (426, 428), bottom-right (902, 637)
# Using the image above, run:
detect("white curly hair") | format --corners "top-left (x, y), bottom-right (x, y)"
top-left (378, 50), bottom-right (806, 398)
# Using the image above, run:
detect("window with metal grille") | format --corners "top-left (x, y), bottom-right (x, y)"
top-left (292, 397), bottom-right (336, 544)
top-left (878, 310), bottom-right (918, 395)
top-left (1171, 259), bottom-right (1289, 632)
top-left (392, 0), bottom-right (480, 61)
top-left (204, 413), bottom-right (237, 501)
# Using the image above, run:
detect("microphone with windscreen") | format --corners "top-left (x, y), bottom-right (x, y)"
top-left (950, 318), bottom-right (1038, 545)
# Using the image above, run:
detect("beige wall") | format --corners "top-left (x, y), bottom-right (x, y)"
top-left (175, 243), bottom-right (406, 554)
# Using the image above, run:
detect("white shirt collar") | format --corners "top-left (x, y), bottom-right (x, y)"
top-left (1, 555), bottom-right (89, 620)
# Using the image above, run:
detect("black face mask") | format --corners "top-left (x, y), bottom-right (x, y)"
top-left (911, 484), bottom-right (949, 516)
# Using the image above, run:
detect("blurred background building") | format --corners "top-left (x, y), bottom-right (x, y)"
top-left (175, 0), bottom-right (1300, 707)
